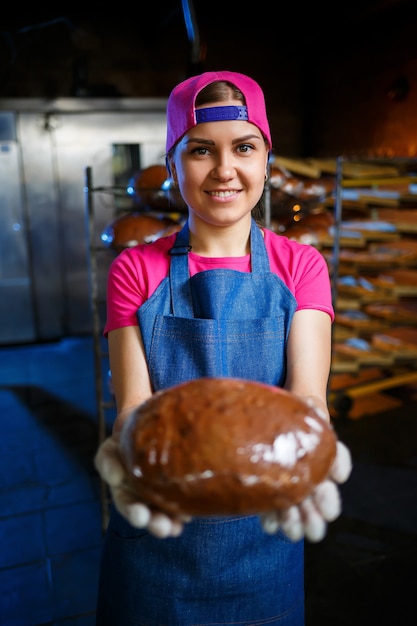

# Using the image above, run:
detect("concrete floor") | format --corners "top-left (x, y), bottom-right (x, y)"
top-left (1, 336), bottom-right (416, 625)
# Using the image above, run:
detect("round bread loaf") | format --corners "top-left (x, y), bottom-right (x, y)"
top-left (119, 377), bottom-right (337, 516)
top-left (101, 212), bottom-right (182, 254)
top-left (132, 164), bottom-right (169, 209)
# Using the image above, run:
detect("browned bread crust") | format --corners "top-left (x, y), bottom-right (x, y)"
top-left (119, 378), bottom-right (337, 516)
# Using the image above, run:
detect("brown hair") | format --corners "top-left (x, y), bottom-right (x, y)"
top-left (195, 81), bottom-right (246, 107)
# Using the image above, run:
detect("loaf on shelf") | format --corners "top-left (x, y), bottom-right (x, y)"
top-left (101, 212), bottom-right (183, 254)
top-left (371, 327), bottom-right (417, 359)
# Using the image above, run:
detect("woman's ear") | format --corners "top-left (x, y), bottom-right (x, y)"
top-left (166, 158), bottom-right (178, 186)
top-left (165, 156), bottom-right (177, 184)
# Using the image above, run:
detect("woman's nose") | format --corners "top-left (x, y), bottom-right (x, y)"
top-left (211, 154), bottom-right (235, 180)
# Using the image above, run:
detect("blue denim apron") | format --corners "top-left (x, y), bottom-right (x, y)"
top-left (96, 219), bottom-right (304, 626)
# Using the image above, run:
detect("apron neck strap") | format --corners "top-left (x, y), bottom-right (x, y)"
top-left (168, 217), bottom-right (270, 315)
top-left (168, 221), bottom-right (193, 316)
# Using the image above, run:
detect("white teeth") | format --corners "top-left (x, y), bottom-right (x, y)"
top-left (209, 190), bottom-right (236, 198)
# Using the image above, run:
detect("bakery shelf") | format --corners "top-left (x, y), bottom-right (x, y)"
top-left (268, 156), bottom-right (417, 417)
top-left (327, 157), bottom-right (417, 417)
top-left (329, 365), bottom-right (417, 419)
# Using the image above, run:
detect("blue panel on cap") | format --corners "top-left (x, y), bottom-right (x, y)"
top-left (195, 106), bottom-right (249, 123)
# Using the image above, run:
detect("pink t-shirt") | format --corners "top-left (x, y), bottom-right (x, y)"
top-left (104, 228), bottom-right (334, 336)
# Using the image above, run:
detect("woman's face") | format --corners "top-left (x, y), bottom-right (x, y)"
top-left (169, 102), bottom-right (269, 228)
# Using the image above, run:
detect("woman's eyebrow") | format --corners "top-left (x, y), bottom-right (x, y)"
top-left (184, 137), bottom-right (215, 145)
top-left (231, 134), bottom-right (263, 145)
top-left (184, 133), bottom-right (262, 146)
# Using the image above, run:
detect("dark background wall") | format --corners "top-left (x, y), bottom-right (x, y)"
top-left (1, 0), bottom-right (417, 157)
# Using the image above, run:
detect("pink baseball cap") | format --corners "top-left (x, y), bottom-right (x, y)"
top-left (165, 70), bottom-right (272, 153)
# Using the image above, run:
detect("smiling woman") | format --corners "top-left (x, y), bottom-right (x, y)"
top-left (93, 69), bottom-right (350, 626)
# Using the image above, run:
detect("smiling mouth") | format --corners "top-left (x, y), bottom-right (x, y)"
top-left (207, 190), bottom-right (239, 198)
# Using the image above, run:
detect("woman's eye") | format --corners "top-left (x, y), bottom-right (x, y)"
top-left (191, 146), bottom-right (210, 156)
top-left (237, 144), bottom-right (253, 153)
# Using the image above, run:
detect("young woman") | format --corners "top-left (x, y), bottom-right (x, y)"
top-left (94, 70), bottom-right (351, 625)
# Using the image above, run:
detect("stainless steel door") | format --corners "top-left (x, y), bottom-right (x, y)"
top-left (0, 99), bottom-right (167, 344)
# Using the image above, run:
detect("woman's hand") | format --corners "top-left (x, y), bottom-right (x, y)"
top-left (260, 440), bottom-right (352, 542)
top-left (94, 437), bottom-right (191, 538)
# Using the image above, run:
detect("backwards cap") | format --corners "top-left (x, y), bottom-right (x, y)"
top-left (165, 70), bottom-right (272, 153)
